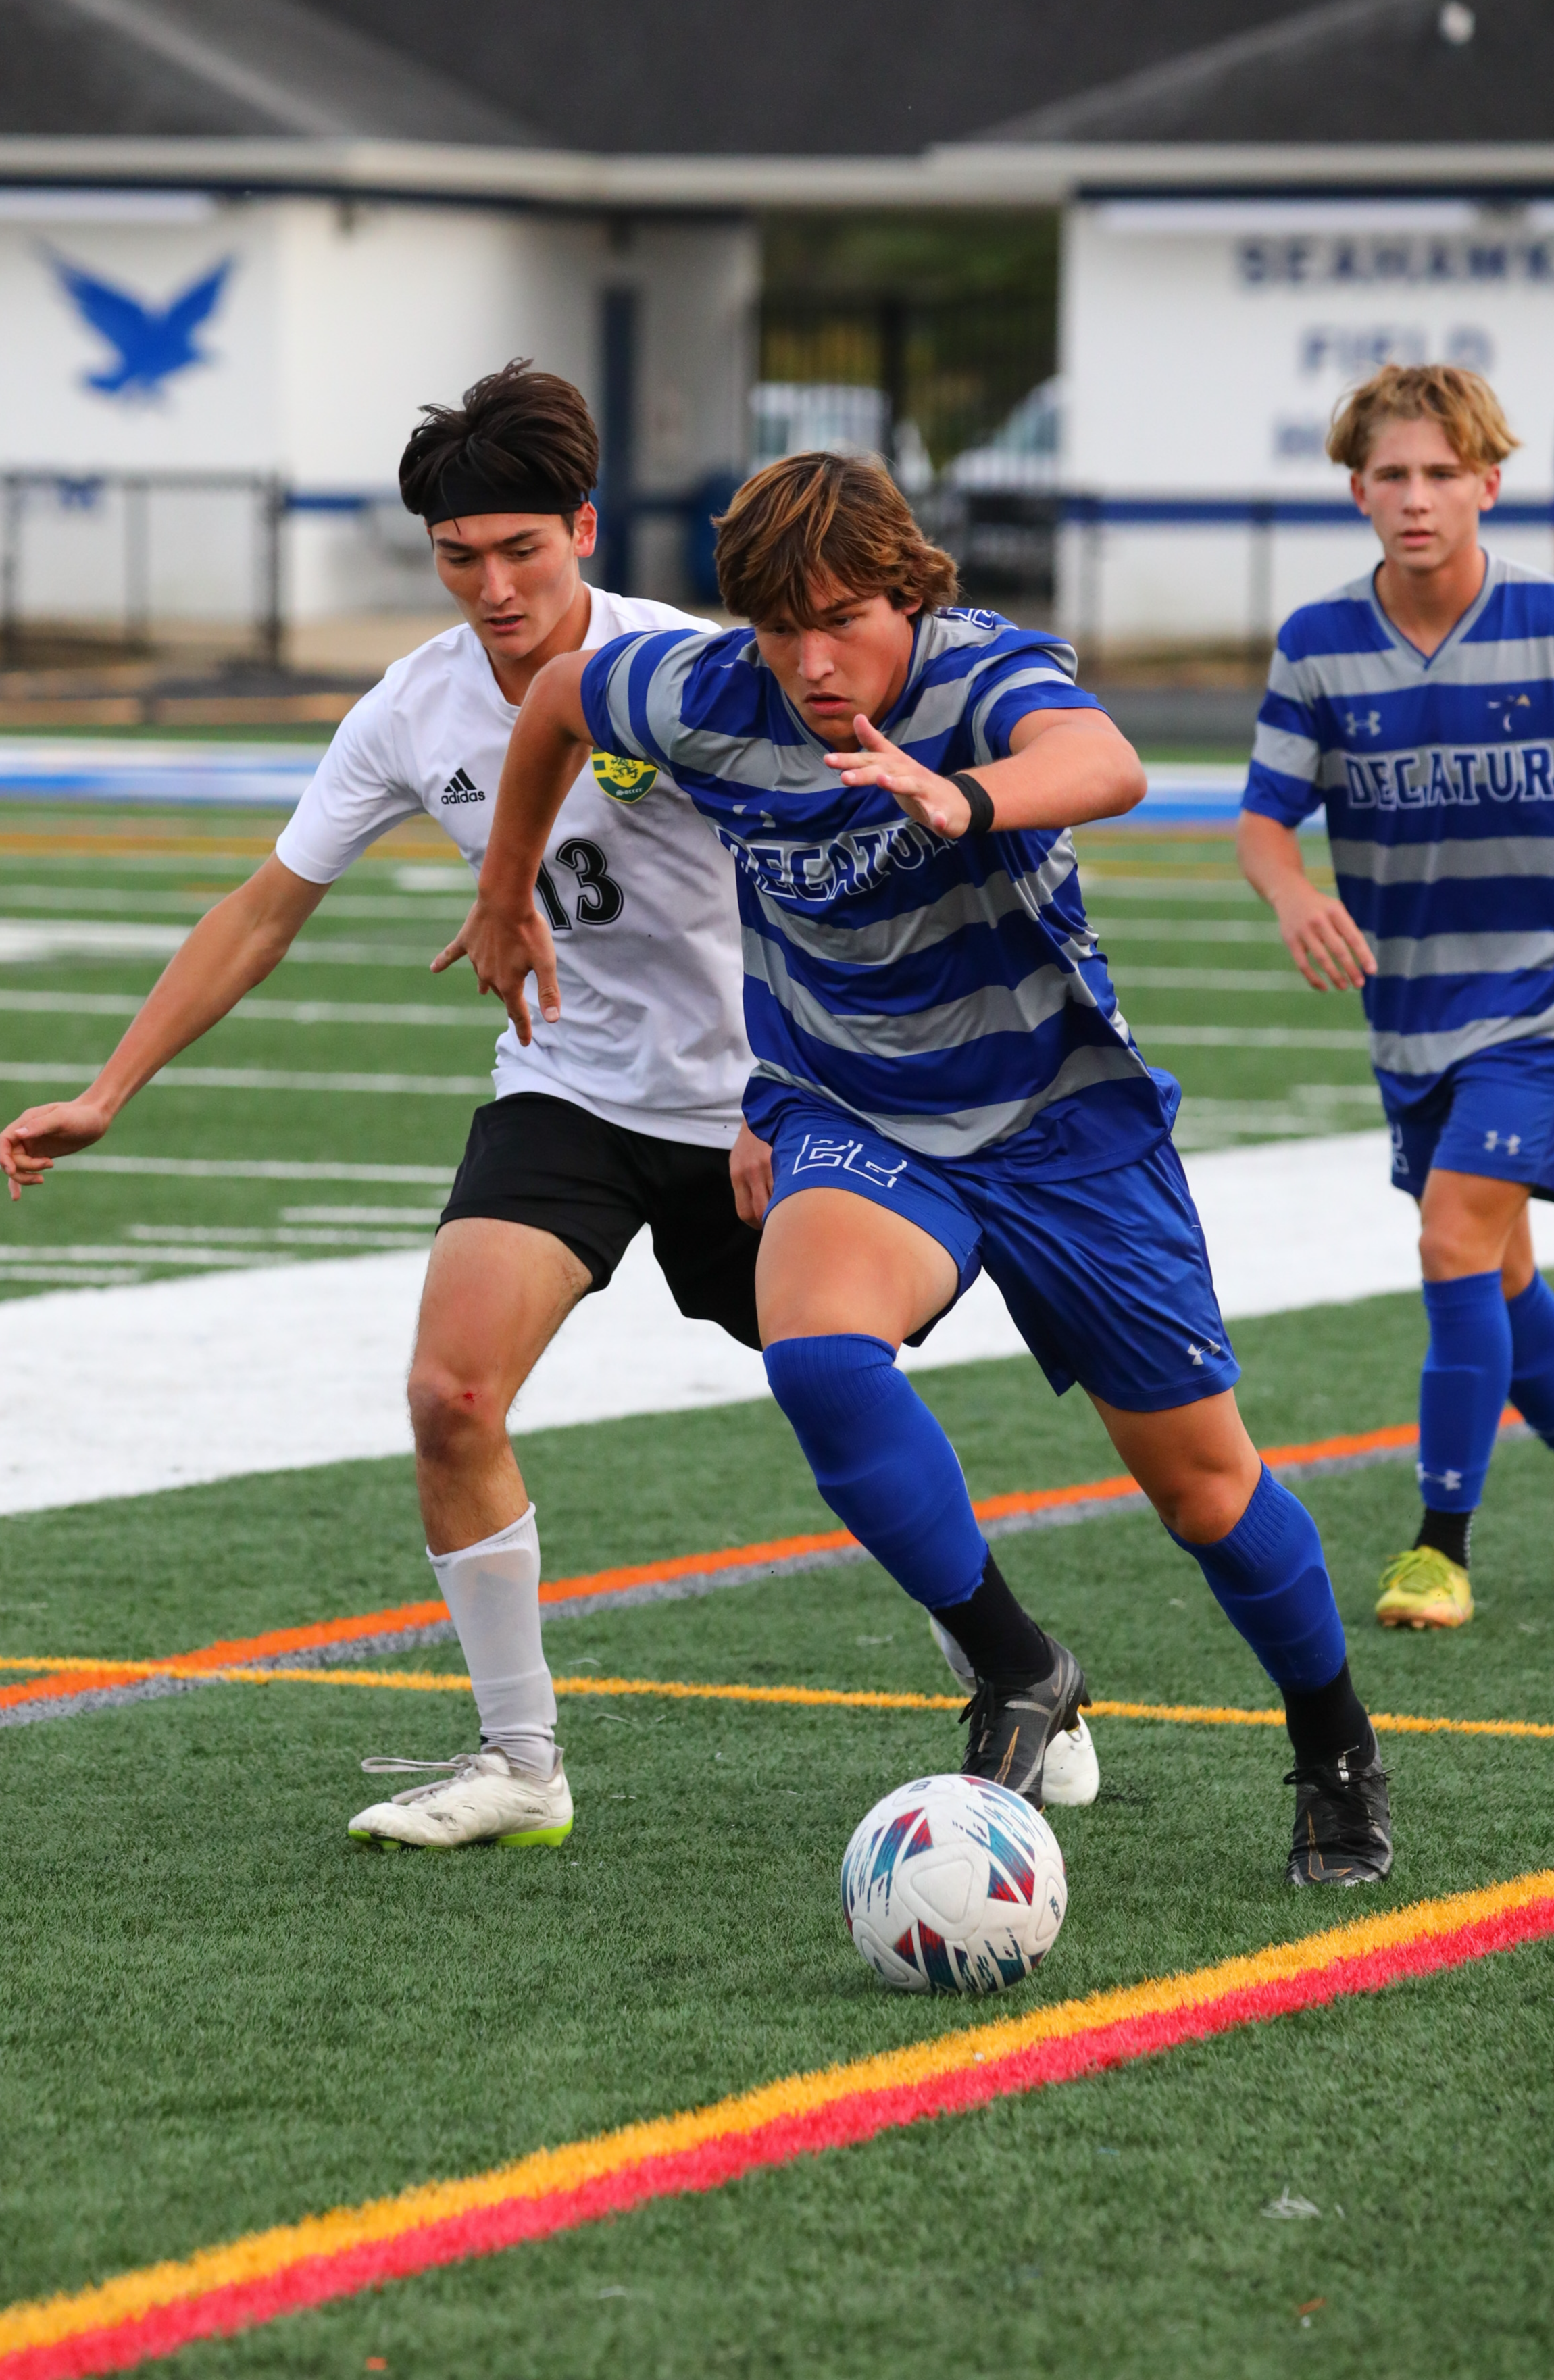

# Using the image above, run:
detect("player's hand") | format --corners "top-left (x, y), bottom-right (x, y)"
top-left (432, 892), bottom-right (561, 1045)
top-left (825, 716), bottom-right (976, 837)
top-left (730, 1121), bottom-right (774, 1227)
top-left (1270, 882), bottom-right (1376, 992)
top-left (0, 1097), bottom-right (114, 1200)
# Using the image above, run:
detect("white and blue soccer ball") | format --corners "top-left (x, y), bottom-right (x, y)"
top-left (841, 1773), bottom-right (1067, 1995)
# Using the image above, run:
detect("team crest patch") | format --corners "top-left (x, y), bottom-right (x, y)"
top-left (591, 751), bottom-right (658, 802)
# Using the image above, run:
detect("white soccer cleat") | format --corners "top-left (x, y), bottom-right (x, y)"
top-left (1031, 1709), bottom-right (1099, 1806)
top-left (347, 1748), bottom-right (573, 1850)
top-left (928, 1611), bottom-right (1100, 1807)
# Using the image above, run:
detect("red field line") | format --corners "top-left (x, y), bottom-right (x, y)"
top-left (3, 1871), bottom-right (1550, 2380)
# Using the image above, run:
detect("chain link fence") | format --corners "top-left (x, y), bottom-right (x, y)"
top-left (0, 472), bottom-right (284, 668)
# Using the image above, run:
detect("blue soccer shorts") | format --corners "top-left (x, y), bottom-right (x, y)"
top-left (761, 1097), bottom-right (1240, 1413)
top-left (1382, 1039), bottom-right (1554, 1202)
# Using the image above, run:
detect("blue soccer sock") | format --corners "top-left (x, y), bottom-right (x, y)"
top-left (1169, 1464), bottom-right (1347, 1694)
top-left (1418, 1271), bottom-right (1511, 1515)
top-left (763, 1334), bottom-right (988, 1612)
top-left (1507, 1270), bottom-right (1554, 1449)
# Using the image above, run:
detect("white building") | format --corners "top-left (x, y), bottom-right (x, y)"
top-left (1057, 193), bottom-right (1554, 651)
top-left (5, 1), bottom-right (1553, 655)
top-left (0, 185), bottom-right (756, 640)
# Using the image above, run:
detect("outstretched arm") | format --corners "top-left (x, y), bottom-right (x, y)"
top-left (431, 651), bottom-right (593, 1042)
top-left (0, 856), bottom-right (327, 1198)
top-left (1236, 810), bottom-right (1375, 992)
top-left (827, 706), bottom-right (1146, 836)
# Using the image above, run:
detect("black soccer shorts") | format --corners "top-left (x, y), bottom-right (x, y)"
top-left (439, 1092), bottom-right (761, 1350)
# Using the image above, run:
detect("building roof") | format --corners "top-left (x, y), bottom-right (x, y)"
top-left (0, 0), bottom-right (1550, 197)
top-left (2, 0), bottom-right (532, 145)
top-left (306, 0), bottom-right (1304, 157)
top-left (5, 1), bottom-right (1450, 157)
top-left (984, 0), bottom-right (1554, 145)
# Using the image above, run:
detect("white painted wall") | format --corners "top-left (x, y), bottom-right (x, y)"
top-left (0, 189), bottom-right (758, 626)
top-left (1059, 197), bottom-right (1554, 649)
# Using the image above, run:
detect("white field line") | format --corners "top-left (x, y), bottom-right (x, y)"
top-left (70, 1157), bottom-right (455, 1182)
top-left (123, 1225), bottom-right (429, 1247)
top-left (0, 921), bottom-right (461, 969)
top-left (5, 1130), bottom-right (1550, 1519)
top-left (1078, 875), bottom-right (1262, 898)
top-left (0, 921), bottom-right (185, 961)
top-left (0, 990), bottom-right (495, 1027)
top-left (1118, 969), bottom-right (1331, 992)
top-left (0, 1062), bottom-right (492, 1095)
top-left (0, 1244), bottom-right (265, 1268)
top-left (0, 886), bottom-right (466, 922)
top-left (1144, 1025), bottom-right (1370, 1049)
top-left (0, 1266), bottom-right (140, 1286)
top-left (1088, 917), bottom-right (1283, 942)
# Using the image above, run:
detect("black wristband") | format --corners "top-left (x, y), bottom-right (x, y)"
top-left (949, 770), bottom-right (995, 836)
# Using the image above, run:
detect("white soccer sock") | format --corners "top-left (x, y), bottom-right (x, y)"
top-left (428, 1506), bottom-right (557, 1779)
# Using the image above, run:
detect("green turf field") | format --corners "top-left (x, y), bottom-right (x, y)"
top-left (0, 796), bottom-right (1378, 1298)
top-left (3, 791), bottom-right (1547, 2379)
top-left (1, 1293), bottom-right (1552, 2379)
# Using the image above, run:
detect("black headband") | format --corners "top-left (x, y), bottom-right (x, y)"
top-left (413, 459), bottom-right (589, 525)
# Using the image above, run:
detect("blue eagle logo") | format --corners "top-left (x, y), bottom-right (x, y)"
top-left (48, 252), bottom-right (234, 400)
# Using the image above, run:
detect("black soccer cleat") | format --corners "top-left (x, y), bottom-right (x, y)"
top-left (960, 1637), bottom-right (1090, 1808)
top-left (1284, 1746), bottom-right (1393, 1887)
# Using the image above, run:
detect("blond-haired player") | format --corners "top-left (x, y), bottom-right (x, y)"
top-left (1240, 364), bottom-right (1554, 1629)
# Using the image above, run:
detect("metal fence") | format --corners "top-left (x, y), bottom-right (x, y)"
top-left (0, 471), bottom-right (284, 667)
top-left (757, 293), bottom-right (1059, 604)
top-left (759, 293), bottom-right (1051, 473)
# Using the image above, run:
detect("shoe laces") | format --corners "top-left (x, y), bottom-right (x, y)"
top-left (1382, 1547), bottom-right (1461, 1595)
top-left (1282, 1747), bottom-right (1388, 1790)
top-left (959, 1679), bottom-right (995, 1737)
top-left (359, 1753), bottom-right (488, 1778)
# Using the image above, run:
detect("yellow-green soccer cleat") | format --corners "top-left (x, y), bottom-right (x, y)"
top-left (1374, 1546), bottom-right (1474, 1630)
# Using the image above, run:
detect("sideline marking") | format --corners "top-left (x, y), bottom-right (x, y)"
top-left (3, 1872), bottom-right (1551, 2379)
top-left (0, 1414), bottom-right (1530, 1726)
top-left (3, 1658), bottom-right (1551, 1742)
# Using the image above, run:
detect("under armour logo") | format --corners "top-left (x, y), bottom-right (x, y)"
top-left (1186, 1338), bottom-right (1224, 1366)
top-left (1416, 1463), bottom-right (1463, 1492)
top-left (1483, 1129), bottom-right (1522, 1155)
top-left (1345, 709), bottom-right (1382, 738)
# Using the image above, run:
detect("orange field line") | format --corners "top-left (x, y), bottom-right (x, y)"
top-left (531, 1417), bottom-right (1432, 1608)
top-left (0, 1411), bottom-right (1522, 1723)
top-left (3, 1870), bottom-right (1551, 2379)
top-left (3, 1655), bottom-right (1553, 1742)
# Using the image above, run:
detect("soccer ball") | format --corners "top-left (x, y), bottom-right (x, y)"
top-left (840, 1773), bottom-right (1067, 1995)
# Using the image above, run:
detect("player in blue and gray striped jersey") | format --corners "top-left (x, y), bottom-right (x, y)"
top-left (453, 451), bottom-right (1393, 1887)
top-left (1241, 363), bottom-right (1554, 1632)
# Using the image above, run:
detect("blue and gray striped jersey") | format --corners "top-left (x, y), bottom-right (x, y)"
top-left (1244, 553), bottom-right (1554, 1098)
top-left (580, 606), bottom-right (1168, 1166)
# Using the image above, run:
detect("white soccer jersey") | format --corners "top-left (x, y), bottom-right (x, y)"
top-left (275, 588), bottom-right (751, 1146)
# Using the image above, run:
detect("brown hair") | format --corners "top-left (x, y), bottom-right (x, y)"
top-left (714, 452), bottom-right (959, 625)
top-left (1327, 364), bottom-right (1520, 472)
top-left (399, 359), bottom-right (599, 520)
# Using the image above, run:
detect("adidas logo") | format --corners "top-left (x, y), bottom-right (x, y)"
top-left (440, 767), bottom-right (486, 807)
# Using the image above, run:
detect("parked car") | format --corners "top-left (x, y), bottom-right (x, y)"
top-left (748, 384), bottom-right (934, 491)
top-left (943, 378), bottom-right (1063, 492)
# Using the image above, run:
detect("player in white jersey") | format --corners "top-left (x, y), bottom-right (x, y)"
top-left (0, 361), bottom-right (763, 1850)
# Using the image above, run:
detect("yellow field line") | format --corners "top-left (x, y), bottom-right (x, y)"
top-left (3, 1868), bottom-right (1551, 2367)
top-left (5, 1652), bottom-right (1553, 1741)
